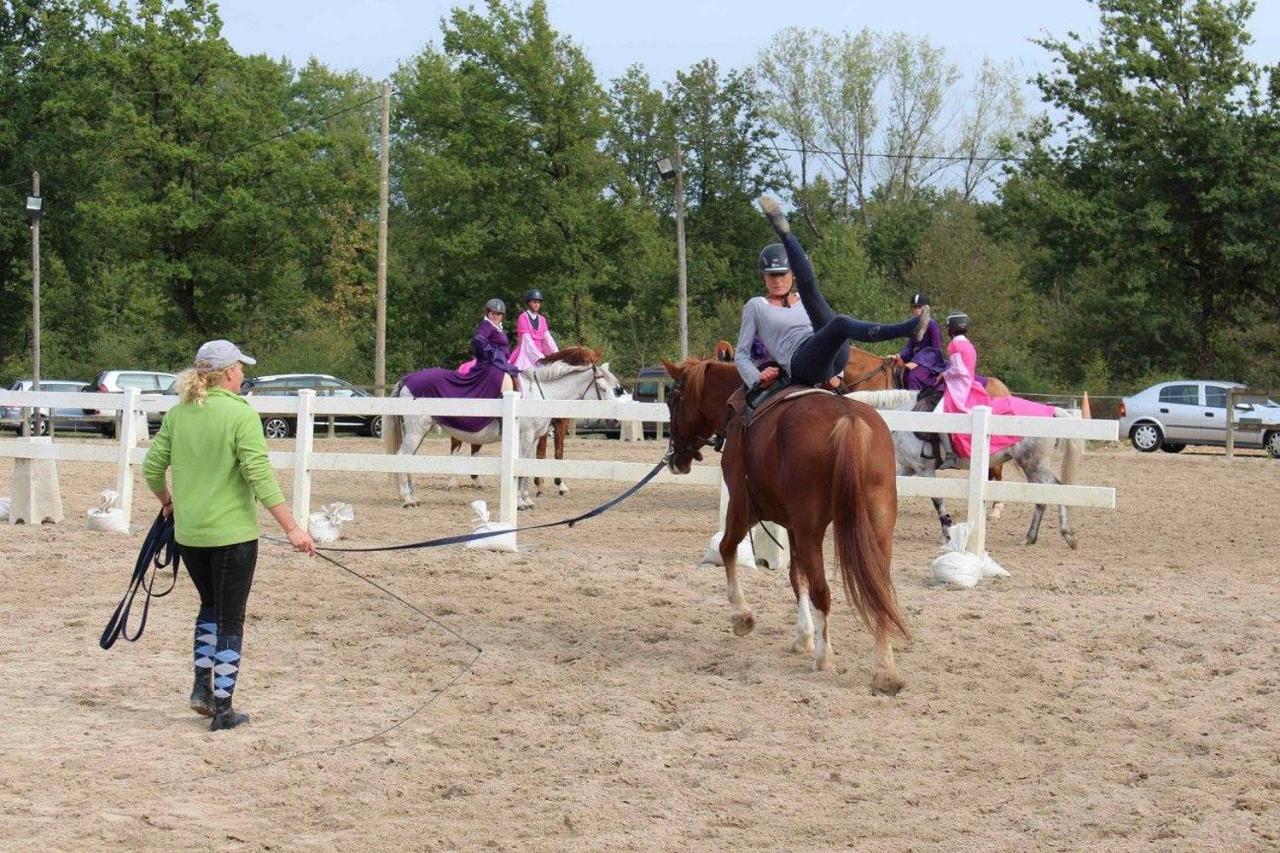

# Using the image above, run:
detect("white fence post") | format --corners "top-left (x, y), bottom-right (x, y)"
top-left (292, 389), bottom-right (315, 531)
top-left (115, 387), bottom-right (140, 524)
top-left (499, 391), bottom-right (519, 543)
top-left (965, 405), bottom-right (992, 556)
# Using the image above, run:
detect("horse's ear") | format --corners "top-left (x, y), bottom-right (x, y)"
top-left (661, 358), bottom-right (683, 379)
top-left (715, 340), bottom-right (734, 362)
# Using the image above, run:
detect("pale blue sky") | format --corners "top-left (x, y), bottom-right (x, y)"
top-left (214, 0), bottom-right (1280, 99)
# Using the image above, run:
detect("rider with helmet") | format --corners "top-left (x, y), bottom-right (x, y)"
top-left (734, 197), bottom-right (928, 391)
top-left (941, 310), bottom-right (1053, 459)
top-left (895, 292), bottom-right (946, 392)
top-left (510, 288), bottom-right (559, 371)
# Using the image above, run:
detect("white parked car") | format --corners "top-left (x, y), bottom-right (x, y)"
top-left (84, 369), bottom-right (178, 437)
top-left (1119, 380), bottom-right (1280, 457)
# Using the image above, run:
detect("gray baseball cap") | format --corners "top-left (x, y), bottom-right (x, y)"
top-left (194, 339), bottom-right (257, 371)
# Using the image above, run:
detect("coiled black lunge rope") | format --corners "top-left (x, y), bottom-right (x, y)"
top-left (99, 511), bottom-right (182, 650)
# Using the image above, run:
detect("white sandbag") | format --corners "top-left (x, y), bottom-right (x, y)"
top-left (464, 500), bottom-right (517, 553)
top-left (86, 489), bottom-right (130, 534)
top-left (930, 522), bottom-right (1009, 588)
top-left (699, 530), bottom-right (756, 570)
top-left (0, 496), bottom-right (10, 523)
top-left (309, 502), bottom-right (354, 543)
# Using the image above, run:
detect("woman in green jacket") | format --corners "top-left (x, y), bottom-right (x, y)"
top-left (144, 340), bottom-right (315, 731)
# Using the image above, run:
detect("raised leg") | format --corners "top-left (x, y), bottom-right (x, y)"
top-left (1023, 503), bottom-right (1046, 545)
top-left (398, 413), bottom-right (424, 507)
top-left (718, 490), bottom-right (755, 637)
top-left (930, 496), bottom-right (954, 542)
top-left (989, 464), bottom-right (1005, 520)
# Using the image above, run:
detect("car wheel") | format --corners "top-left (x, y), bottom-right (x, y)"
top-left (263, 417), bottom-right (293, 439)
top-left (1160, 443), bottom-right (1185, 453)
top-left (367, 416), bottom-right (383, 439)
top-left (1130, 423), bottom-right (1163, 452)
top-left (1265, 431), bottom-right (1280, 459)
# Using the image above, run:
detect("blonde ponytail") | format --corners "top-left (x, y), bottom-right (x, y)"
top-left (176, 365), bottom-right (233, 406)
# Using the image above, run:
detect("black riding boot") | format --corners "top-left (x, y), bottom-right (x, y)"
top-left (190, 609), bottom-right (217, 717)
top-left (190, 673), bottom-right (215, 717)
top-left (210, 696), bottom-right (250, 731)
top-left (208, 633), bottom-right (249, 731)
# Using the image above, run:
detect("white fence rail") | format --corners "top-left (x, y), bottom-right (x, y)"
top-left (0, 388), bottom-right (1116, 553)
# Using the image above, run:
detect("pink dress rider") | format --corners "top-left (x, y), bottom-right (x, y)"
top-left (509, 289), bottom-right (559, 371)
top-left (941, 311), bottom-right (1054, 458)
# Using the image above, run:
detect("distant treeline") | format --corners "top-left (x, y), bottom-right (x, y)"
top-left (3, 0), bottom-right (1278, 393)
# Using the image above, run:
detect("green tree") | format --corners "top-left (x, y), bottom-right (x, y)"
top-left (998, 0), bottom-right (1280, 381)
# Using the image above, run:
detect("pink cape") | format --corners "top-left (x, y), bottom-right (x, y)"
top-left (941, 336), bottom-right (1055, 458)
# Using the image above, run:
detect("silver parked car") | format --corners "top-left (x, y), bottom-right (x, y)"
top-left (1119, 380), bottom-right (1280, 457)
top-left (1, 379), bottom-right (98, 434)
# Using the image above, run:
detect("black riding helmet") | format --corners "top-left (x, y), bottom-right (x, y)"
top-left (946, 311), bottom-right (969, 336)
top-left (523, 289), bottom-right (543, 303)
top-left (910, 292), bottom-right (930, 307)
top-left (758, 243), bottom-right (789, 275)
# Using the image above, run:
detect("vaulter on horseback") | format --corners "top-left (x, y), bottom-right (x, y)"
top-left (734, 197), bottom-right (928, 398)
top-left (895, 292), bottom-right (946, 396)
top-left (404, 298), bottom-right (521, 433)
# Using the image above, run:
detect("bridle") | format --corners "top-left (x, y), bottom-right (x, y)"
top-left (665, 377), bottom-right (715, 464)
top-left (836, 357), bottom-right (895, 395)
top-left (530, 362), bottom-right (619, 403)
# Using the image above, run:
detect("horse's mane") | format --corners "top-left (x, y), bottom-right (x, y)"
top-left (528, 359), bottom-right (595, 382)
top-left (844, 389), bottom-right (918, 410)
top-left (539, 346), bottom-right (598, 367)
top-left (674, 357), bottom-right (736, 403)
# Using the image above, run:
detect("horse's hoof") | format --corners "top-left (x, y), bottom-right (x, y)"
top-left (871, 670), bottom-right (904, 696)
top-left (813, 652), bottom-right (834, 672)
top-left (731, 611), bottom-right (755, 637)
top-left (557, 486), bottom-right (568, 497)
top-left (989, 504), bottom-right (1003, 520)
top-left (792, 636), bottom-right (815, 655)
top-left (1063, 532), bottom-right (1079, 550)
top-left (401, 500), bottom-right (419, 509)
top-left (1021, 535), bottom-right (1037, 546)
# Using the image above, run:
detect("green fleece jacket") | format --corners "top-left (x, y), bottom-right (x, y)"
top-left (143, 387), bottom-right (286, 547)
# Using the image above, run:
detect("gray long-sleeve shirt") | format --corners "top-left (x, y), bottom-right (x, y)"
top-left (733, 296), bottom-right (813, 387)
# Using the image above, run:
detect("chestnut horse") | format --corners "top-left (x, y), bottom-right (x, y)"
top-left (662, 358), bottom-right (908, 695)
top-left (448, 346), bottom-right (604, 497)
top-left (838, 345), bottom-right (1012, 519)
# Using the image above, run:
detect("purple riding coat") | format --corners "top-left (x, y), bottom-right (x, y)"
top-left (897, 318), bottom-right (946, 391)
top-left (401, 320), bottom-right (521, 433)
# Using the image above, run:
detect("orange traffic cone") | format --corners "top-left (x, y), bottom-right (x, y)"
top-left (1081, 391), bottom-right (1092, 419)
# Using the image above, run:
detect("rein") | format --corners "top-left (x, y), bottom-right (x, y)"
top-left (837, 358), bottom-right (895, 395)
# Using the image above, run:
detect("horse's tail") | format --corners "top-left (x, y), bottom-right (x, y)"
top-left (384, 380), bottom-right (405, 460)
top-left (1055, 407), bottom-right (1082, 486)
top-left (830, 414), bottom-right (910, 640)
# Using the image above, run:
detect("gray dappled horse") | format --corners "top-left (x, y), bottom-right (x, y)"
top-left (851, 390), bottom-right (1083, 549)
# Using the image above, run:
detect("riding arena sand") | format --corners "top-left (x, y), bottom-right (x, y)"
top-left (1, 435), bottom-right (1277, 850)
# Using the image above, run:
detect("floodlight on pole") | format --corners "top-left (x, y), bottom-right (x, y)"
top-left (656, 143), bottom-right (689, 359)
top-left (26, 195), bottom-right (43, 221)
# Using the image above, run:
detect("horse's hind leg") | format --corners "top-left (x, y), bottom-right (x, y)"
top-left (446, 438), bottom-right (461, 490)
top-left (790, 522), bottom-right (832, 671)
top-left (787, 531), bottom-right (814, 654)
top-left (1057, 502), bottom-right (1078, 550)
top-left (1023, 503), bottom-right (1047, 545)
top-left (469, 444), bottom-right (482, 488)
top-left (554, 418), bottom-right (568, 496)
top-left (718, 490), bottom-right (755, 637)
top-left (534, 432), bottom-right (548, 497)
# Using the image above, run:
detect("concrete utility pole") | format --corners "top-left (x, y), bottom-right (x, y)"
top-left (375, 82), bottom-right (391, 395)
top-left (673, 142), bottom-right (689, 360)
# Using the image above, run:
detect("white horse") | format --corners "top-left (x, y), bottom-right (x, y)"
top-left (850, 390), bottom-right (1084, 548)
top-left (383, 360), bottom-right (624, 509)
